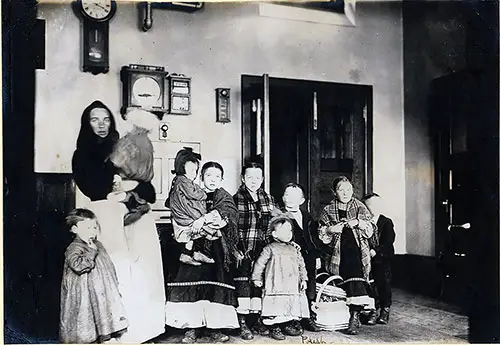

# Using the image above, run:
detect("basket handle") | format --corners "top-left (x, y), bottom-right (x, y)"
top-left (316, 272), bottom-right (330, 280)
top-left (315, 275), bottom-right (343, 305)
top-left (316, 272), bottom-right (330, 279)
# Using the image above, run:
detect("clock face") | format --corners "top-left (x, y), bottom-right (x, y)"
top-left (132, 76), bottom-right (162, 108)
top-left (81, 0), bottom-right (113, 20)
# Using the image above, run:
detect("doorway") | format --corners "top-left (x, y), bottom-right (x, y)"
top-left (241, 75), bottom-right (373, 218)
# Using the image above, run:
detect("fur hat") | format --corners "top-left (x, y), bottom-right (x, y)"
top-left (125, 108), bottom-right (159, 133)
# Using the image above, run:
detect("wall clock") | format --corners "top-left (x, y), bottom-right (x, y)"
top-left (72, 0), bottom-right (117, 75)
top-left (120, 64), bottom-right (168, 117)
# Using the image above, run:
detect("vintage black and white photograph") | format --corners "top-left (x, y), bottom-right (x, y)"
top-left (3, 0), bottom-right (499, 343)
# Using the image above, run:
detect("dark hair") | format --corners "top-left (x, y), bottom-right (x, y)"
top-left (267, 213), bottom-right (294, 240)
top-left (66, 208), bottom-right (97, 228)
top-left (201, 161), bottom-right (224, 180)
top-left (241, 161), bottom-right (264, 177)
top-left (172, 147), bottom-right (201, 175)
top-left (76, 100), bottom-right (119, 150)
top-left (283, 182), bottom-right (305, 197)
top-left (362, 192), bottom-right (380, 202)
top-left (332, 176), bottom-right (352, 192)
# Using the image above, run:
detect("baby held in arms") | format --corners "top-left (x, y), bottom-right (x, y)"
top-left (166, 148), bottom-right (225, 266)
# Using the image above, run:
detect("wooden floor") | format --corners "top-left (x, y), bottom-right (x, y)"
top-left (154, 289), bottom-right (468, 344)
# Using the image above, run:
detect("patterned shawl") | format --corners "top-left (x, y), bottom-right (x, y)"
top-left (233, 184), bottom-right (276, 261)
top-left (318, 197), bottom-right (374, 281)
top-left (211, 187), bottom-right (239, 271)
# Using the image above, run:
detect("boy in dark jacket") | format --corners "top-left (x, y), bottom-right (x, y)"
top-left (281, 183), bottom-right (322, 333)
top-left (363, 193), bottom-right (396, 325)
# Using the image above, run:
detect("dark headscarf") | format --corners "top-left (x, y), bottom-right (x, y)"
top-left (72, 101), bottom-right (120, 201)
top-left (76, 100), bottom-right (119, 155)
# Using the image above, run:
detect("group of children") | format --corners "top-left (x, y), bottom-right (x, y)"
top-left (60, 144), bottom-right (395, 343)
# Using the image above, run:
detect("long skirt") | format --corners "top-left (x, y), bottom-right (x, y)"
top-left (89, 200), bottom-right (166, 343)
top-left (165, 239), bottom-right (239, 330)
top-left (338, 226), bottom-right (372, 307)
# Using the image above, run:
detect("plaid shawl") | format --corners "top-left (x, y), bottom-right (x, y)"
top-left (233, 184), bottom-right (276, 261)
top-left (212, 187), bottom-right (239, 271)
top-left (318, 198), bottom-right (374, 281)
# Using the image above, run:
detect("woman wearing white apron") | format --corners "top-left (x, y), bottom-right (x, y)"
top-left (72, 101), bottom-right (165, 343)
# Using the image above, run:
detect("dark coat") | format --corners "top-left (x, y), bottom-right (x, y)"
top-left (72, 101), bottom-right (119, 201)
top-left (372, 214), bottom-right (396, 260)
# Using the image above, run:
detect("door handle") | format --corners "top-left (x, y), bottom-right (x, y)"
top-left (447, 223), bottom-right (471, 230)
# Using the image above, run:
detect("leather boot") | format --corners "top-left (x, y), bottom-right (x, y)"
top-left (366, 309), bottom-right (379, 325)
top-left (252, 316), bottom-right (270, 336)
top-left (346, 310), bottom-right (360, 335)
top-left (238, 315), bottom-right (254, 340)
top-left (377, 307), bottom-right (390, 324)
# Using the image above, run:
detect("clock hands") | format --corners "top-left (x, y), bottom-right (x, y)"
top-left (94, 3), bottom-right (107, 11)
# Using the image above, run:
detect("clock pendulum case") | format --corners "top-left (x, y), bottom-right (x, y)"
top-left (72, 0), bottom-right (117, 75)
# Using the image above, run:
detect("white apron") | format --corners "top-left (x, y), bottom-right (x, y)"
top-left (88, 200), bottom-right (166, 343)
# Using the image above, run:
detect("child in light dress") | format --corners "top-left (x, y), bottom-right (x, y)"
top-left (251, 213), bottom-right (310, 341)
top-left (59, 208), bottom-right (128, 344)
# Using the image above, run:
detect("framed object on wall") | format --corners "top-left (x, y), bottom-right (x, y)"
top-left (168, 74), bottom-right (191, 115)
top-left (120, 64), bottom-right (168, 117)
top-left (216, 88), bottom-right (231, 123)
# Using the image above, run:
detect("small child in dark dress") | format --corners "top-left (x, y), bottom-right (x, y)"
top-left (59, 208), bottom-right (128, 344)
top-left (363, 193), bottom-right (395, 325)
top-left (166, 148), bottom-right (222, 266)
top-left (281, 183), bottom-right (322, 333)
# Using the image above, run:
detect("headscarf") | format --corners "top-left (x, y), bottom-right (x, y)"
top-left (75, 100), bottom-right (119, 157)
top-left (72, 101), bottom-right (120, 201)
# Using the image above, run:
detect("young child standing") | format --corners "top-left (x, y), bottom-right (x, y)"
top-left (166, 148), bottom-right (221, 266)
top-left (281, 183), bottom-right (322, 333)
top-left (59, 208), bottom-right (128, 344)
top-left (251, 214), bottom-right (310, 341)
top-left (362, 193), bottom-right (395, 325)
top-left (233, 161), bottom-right (277, 340)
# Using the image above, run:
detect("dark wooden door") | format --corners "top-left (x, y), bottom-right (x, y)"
top-left (432, 73), bottom-right (475, 261)
top-left (431, 71), bottom-right (480, 308)
top-left (309, 86), bottom-right (372, 219)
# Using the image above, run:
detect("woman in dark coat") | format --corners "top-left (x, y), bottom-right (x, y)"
top-left (72, 100), bottom-right (119, 201)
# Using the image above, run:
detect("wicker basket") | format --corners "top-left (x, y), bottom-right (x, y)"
top-left (312, 273), bottom-right (350, 331)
